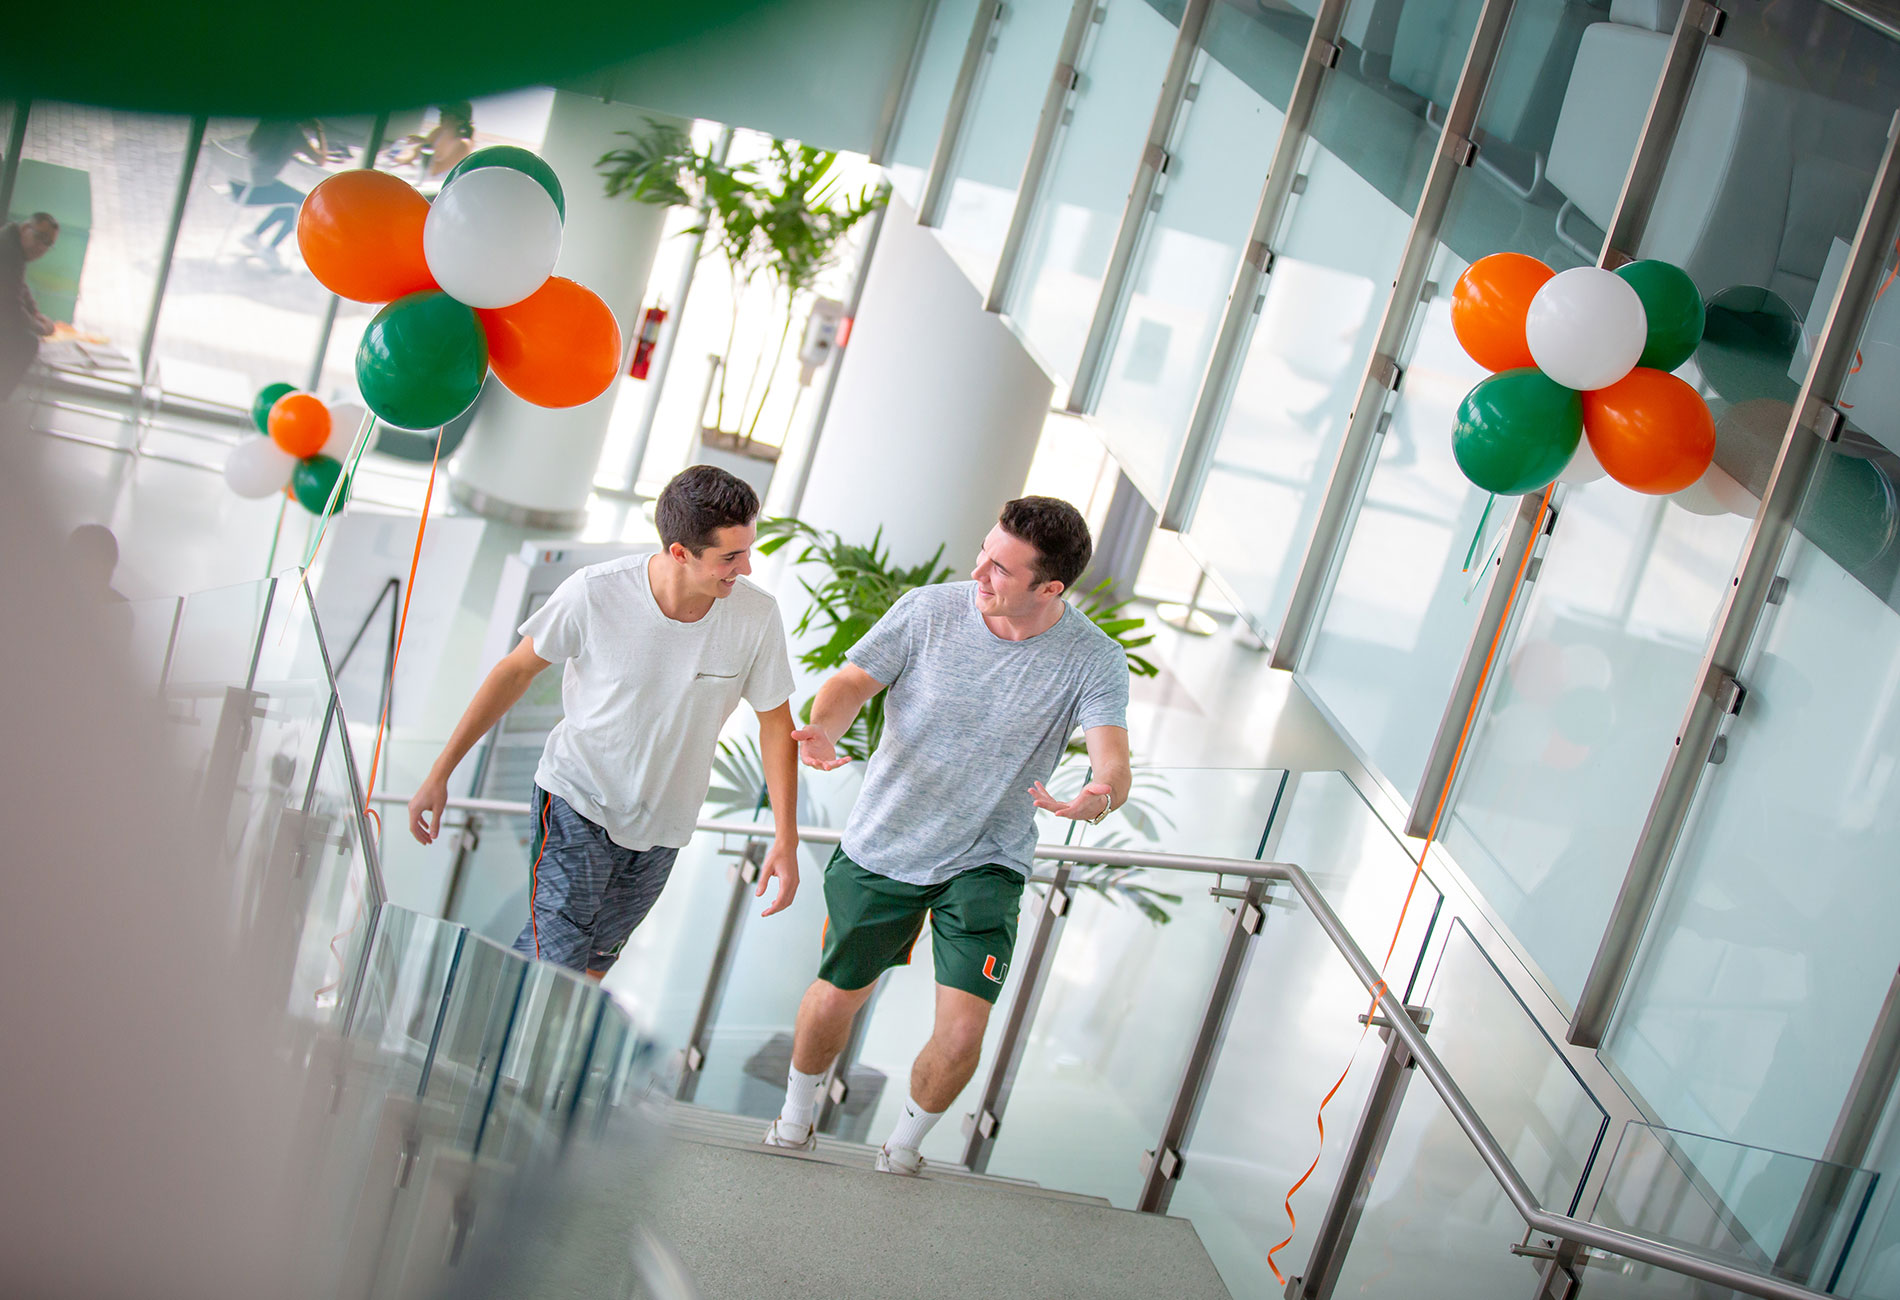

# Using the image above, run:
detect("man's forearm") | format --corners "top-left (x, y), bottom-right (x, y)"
top-left (806, 673), bottom-right (868, 744)
top-left (760, 718), bottom-right (799, 842)
top-left (429, 661), bottom-right (538, 782)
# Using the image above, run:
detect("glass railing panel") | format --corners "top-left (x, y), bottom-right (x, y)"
top-left (933, 0), bottom-right (1078, 290)
top-left (1168, 769), bottom-right (1441, 1300)
top-left (287, 712), bottom-right (379, 1027)
top-left (162, 576), bottom-right (273, 767)
top-left (884, 0), bottom-right (987, 208)
top-left (1181, 0), bottom-right (1461, 645)
top-left (1324, 919), bottom-right (1608, 1297)
top-left (341, 906), bottom-right (465, 1098)
top-left (1003, 0), bottom-right (1182, 392)
top-left (1090, 0), bottom-right (1305, 502)
top-left (425, 932), bottom-right (533, 1152)
top-left (478, 963), bottom-right (601, 1165)
top-left (975, 766), bottom-right (1288, 1206)
top-left (126, 594), bottom-right (181, 695)
top-left (1581, 1123), bottom-right (1878, 1297)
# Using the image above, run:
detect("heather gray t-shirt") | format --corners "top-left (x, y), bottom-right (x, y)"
top-left (842, 581), bottom-right (1129, 886)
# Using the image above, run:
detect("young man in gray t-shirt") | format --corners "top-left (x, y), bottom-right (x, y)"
top-left (764, 497), bottom-right (1132, 1173)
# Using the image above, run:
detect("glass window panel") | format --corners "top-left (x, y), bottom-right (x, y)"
top-left (1168, 771), bottom-right (1441, 1300)
top-left (1005, 0), bottom-right (1182, 392)
top-left (1182, 0), bottom-right (1472, 644)
top-left (885, 0), bottom-right (987, 208)
top-left (933, 0), bottom-right (1078, 290)
top-left (1300, 0), bottom-right (1670, 801)
top-left (17, 103), bottom-right (190, 393)
top-left (1327, 921), bottom-right (1609, 1298)
top-left (148, 115), bottom-right (377, 409)
top-left (1090, 0), bottom-right (1307, 501)
top-left (1441, 4), bottom-right (1900, 1008)
top-left (977, 766), bottom-right (1286, 1207)
top-left (1607, 469), bottom-right (1900, 1162)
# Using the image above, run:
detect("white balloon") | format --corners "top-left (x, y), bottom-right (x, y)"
top-left (320, 403), bottom-right (368, 460)
top-left (423, 168), bottom-right (562, 309)
top-left (1672, 462), bottom-right (1755, 516)
top-left (224, 438), bottom-right (298, 499)
top-left (1526, 267), bottom-right (1647, 392)
top-left (1558, 434), bottom-right (1607, 485)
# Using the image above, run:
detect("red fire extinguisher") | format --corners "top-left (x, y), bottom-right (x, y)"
top-left (628, 305), bottom-right (667, 379)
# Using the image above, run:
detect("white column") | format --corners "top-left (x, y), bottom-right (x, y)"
top-left (792, 195), bottom-right (1053, 571)
top-left (451, 93), bottom-right (684, 526)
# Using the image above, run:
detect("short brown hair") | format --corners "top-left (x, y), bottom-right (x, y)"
top-left (656, 465), bottom-right (759, 554)
top-left (999, 496), bottom-right (1092, 591)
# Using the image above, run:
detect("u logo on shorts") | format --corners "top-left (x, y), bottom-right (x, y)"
top-left (983, 954), bottom-right (1007, 984)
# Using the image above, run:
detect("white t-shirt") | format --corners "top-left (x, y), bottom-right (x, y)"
top-left (519, 553), bottom-right (795, 850)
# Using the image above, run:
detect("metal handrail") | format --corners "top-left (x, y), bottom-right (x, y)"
top-left (372, 794), bottom-right (1834, 1300)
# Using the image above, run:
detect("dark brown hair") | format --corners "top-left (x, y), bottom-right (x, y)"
top-left (999, 496), bottom-right (1092, 591)
top-left (657, 465), bottom-right (759, 555)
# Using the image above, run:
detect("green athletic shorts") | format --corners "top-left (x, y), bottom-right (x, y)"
top-left (817, 847), bottom-right (1025, 1003)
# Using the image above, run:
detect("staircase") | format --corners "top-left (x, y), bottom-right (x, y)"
top-left (637, 1099), bottom-right (1234, 1300)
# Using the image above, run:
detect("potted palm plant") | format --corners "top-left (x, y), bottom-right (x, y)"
top-left (599, 128), bottom-right (885, 493)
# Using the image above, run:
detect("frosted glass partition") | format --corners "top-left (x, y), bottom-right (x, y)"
top-left (1328, 920), bottom-right (1609, 1299)
top-left (1182, 0), bottom-right (1461, 645)
top-left (883, 0), bottom-right (986, 207)
top-left (979, 766), bottom-right (1288, 1208)
top-left (1168, 770), bottom-right (1441, 1300)
top-left (1437, 0), bottom-right (1900, 1010)
top-left (1581, 1123), bottom-right (1878, 1297)
top-left (1088, 0), bottom-right (1307, 501)
top-left (933, 0), bottom-right (1077, 290)
top-left (1005, 0), bottom-right (1180, 390)
top-left (1606, 441), bottom-right (1900, 1166)
top-left (1298, 0), bottom-right (1658, 804)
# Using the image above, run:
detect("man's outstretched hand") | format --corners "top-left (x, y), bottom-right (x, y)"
top-left (758, 840), bottom-right (800, 917)
top-left (1029, 779), bottom-right (1113, 822)
top-left (790, 725), bottom-right (851, 771)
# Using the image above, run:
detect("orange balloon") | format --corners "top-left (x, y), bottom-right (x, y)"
top-left (296, 171), bottom-right (436, 303)
top-left (268, 392), bottom-right (332, 459)
top-left (1451, 252), bottom-right (1555, 372)
top-left (477, 277), bottom-right (623, 408)
top-left (1582, 368), bottom-right (1715, 494)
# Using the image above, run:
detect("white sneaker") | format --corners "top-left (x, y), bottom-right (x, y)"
top-left (875, 1144), bottom-right (925, 1176)
top-left (762, 1118), bottom-right (816, 1151)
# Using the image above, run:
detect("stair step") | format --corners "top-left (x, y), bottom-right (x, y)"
top-left (642, 1097), bottom-right (1117, 1209)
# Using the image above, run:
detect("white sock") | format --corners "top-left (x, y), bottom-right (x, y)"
top-left (778, 1064), bottom-right (826, 1134)
top-left (884, 1093), bottom-right (944, 1153)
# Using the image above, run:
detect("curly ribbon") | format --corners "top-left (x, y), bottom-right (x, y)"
top-left (1266, 482), bottom-right (1557, 1287)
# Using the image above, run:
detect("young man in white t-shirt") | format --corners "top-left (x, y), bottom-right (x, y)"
top-left (407, 466), bottom-right (800, 976)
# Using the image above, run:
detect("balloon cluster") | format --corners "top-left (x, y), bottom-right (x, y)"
top-left (1450, 255), bottom-right (1715, 498)
top-left (296, 147), bottom-right (623, 431)
top-left (224, 382), bottom-right (357, 513)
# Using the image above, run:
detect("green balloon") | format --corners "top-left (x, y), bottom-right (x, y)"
top-left (355, 291), bottom-right (489, 432)
top-left (250, 381), bottom-right (297, 434)
top-left (291, 455), bottom-right (350, 516)
top-left (444, 146), bottom-right (566, 221)
top-left (1617, 260), bottom-right (1705, 373)
top-left (1452, 369), bottom-right (1583, 496)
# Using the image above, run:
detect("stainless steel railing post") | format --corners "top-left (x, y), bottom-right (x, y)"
top-left (960, 861), bottom-right (1074, 1172)
top-left (1288, 1005), bottom-right (1433, 1300)
top-left (674, 839), bottom-right (764, 1103)
top-left (1135, 875), bottom-right (1270, 1214)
